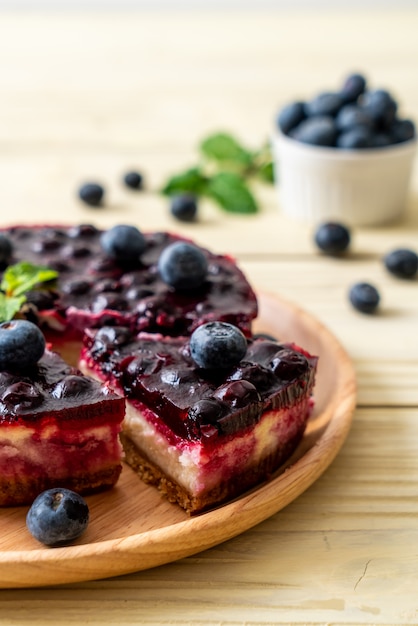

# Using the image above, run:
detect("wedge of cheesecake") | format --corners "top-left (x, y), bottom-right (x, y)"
top-left (0, 348), bottom-right (125, 506)
top-left (81, 326), bottom-right (317, 514)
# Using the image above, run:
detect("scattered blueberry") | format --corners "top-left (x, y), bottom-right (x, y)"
top-left (290, 116), bottom-right (337, 146)
top-left (0, 320), bottom-right (46, 370)
top-left (340, 73), bottom-right (367, 104)
top-left (123, 171), bottom-right (144, 190)
top-left (158, 241), bottom-right (208, 290)
top-left (78, 183), bottom-right (105, 207)
top-left (26, 488), bottom-right (89, 547)
top-left (304, 92), bottom-right (344, 118)
top-left (349, 282), bottom-right (380, 314)
top-left (189, 321), bottom-right (248, 370)
top-left (0, 234), bottom-right (13, 266)
top-left (170, 194), bottom-right (198, 222)
top-left (100, 224), bottom-right (146, 262)
top-left (314, 222), bottom-right (351, 254)
top-left (384, 248), bottom-right (418, 279)
top-left (277, 101), bottom-right (306, 134)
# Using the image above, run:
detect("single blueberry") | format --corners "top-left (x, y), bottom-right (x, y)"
top-left (336, 127), bottom-right (373, 149)
top-left (0, 320), bottom-right (45, 370)
top-left (100, 224), bottom-right (146, 262)
top-left (170, 194), bottom-right (198, 222)
top-left (26, 488), bottom-right (89, 547)
top-left (0, 234), bottom-right (13, 265)
top-left (349, 282), bottom-right (380, 314)
top-left (361, 89), bottom-right (397, 129)
top-left (78, 183), bottom-right (105, 207)
top-left (372, 133), bottom-right (392, 148)
top-left (314, 222), bottom-right (351, 255)
top-left (335, 104), bottom-right (374, 132)
top-left (123, 171), bottom-right (144, 190)
top-left (158, 241), bottom-right (208, 290)
top-left (189, 321), bottom-right (247, 370)
top-left (390, 119), bottom-right (416, 144)
top-left (290, 116), bottom-right (337, 147)
top-left (276, 101), bottom-right (306, 134)
top-left (304, 92), bottom-right (344, 118)
top-left (384, 248), bottom-right (418, 279)
top-left (340, 73), bottom-right (367, 104)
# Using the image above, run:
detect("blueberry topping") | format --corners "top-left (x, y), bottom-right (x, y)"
top-left (1, 382), bottom-right (44, 411)
top-left (78, 183), bottom-right (105, 207)
top-left (188, 398), bottom-right (225, 425)
top-left (314, 222), bottom-right (351, 254)
top-left (26, 488), bottom-right (89, 547)
top-left (0, 320), bottom-right (45, 370)
top-left (0, 234), bottom-right (13, 266)
top-left (123, 171), bottom-right (144, 190)
top-left (384, 248), bottom-right (418, 279)
top-left (304, 92), bottom-right (344, 118)
top-left (269, 348), bottom-right (309, 380)
top-left (276, 101), bottom-right (306, 134)
top-left (25, 290), bottom-right (57, 311)
top-left (189, 321), bottom-right (247, 370)
top-left (93, 326), bottom-right (132, 356)
top-left (52, 375), bottom-right (92, 398)
top-left (32, 238), bottom-right (62, 253)
top-left (61, 244), bottom-right (92, 259)
top-left (227, 361), bottom-right (276, 390)
top-left (126, 355), bottom-right (162, 378)
top-left (100, 224), bottom-right (146, 262)
top-left (290, 116), bottom-right (337, 146)
top-left (68, 224), bottom-right (99, 238)
top-left (170, 194), bottom-right (198, 222)
top-left (349, 282), bottom-right (380, 314)
top-left (213, 380), bottom-right (261, 408)
top-left (158, 241), bottom-right (208, 290)
top-left (91, 293), bottom-right (128, 313)
top-left (340, 73), bottom-right (367, 103)
top-left (62, 279), bottom-right (92, 296)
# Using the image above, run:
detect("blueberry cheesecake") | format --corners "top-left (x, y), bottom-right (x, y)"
top-left (0, 320), bottom-right (125, 506)
top-left (0, 224), bottom-right (257, 339)
top-left (80, 322), bottom-right (318, 514)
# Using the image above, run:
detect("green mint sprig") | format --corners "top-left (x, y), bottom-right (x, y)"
top-left (0, 261), bottom-right (58, 322)
top-left (161, 132), bottom-right (274, 214)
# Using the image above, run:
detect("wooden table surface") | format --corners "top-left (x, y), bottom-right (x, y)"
top-left (1, 6), bottom-right (418, 624)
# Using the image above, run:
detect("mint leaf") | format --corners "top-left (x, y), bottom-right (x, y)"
top-left (0, 293), bottom-right (26, 322)
top-left (257, 160), bottom-right (275, 183)
top-left (200, 133), bottom-right (253, 168)
top-left (161, 167), bottom-right (208, 196)
top-left (205, 172), bottom-right (258, 214)
top-left (1, 262), bottom-right (58, 297)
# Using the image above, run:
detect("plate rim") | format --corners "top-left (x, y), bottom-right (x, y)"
top-left (0, 291), bottom-right (357, 588)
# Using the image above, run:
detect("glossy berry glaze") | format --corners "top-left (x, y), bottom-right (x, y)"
top-left (0, 349), bottom-right (124, 505)
top-left (82, 328), bottom-right (317, 447)
top-left (1, 225), bottom-right (258, 338)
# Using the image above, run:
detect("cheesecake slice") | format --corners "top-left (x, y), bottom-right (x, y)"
top-left (81, 326), bottom-right (317, 514)
top-left (0, 348), bottom-right (125, 506)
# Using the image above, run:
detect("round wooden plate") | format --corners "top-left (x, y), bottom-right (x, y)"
top-left (0, 292), bottom-right (356, 588)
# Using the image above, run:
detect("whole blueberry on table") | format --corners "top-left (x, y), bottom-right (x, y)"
top-left (158, 241), bottom-right (208, 290)
top-left (26, 488), bottom-right (90, 547)
top-left (189, 321), bottom-right (248, 370)
top-left (0, 320), bottom-right (46, 370)
top-left (277, 101), bottom-right (306, 134)
top-left (349, 282), bottom-right (380, 314)
top-left (78, 183), bottom-right (105, 207)
top-left (170, 194), bottom-right (198, 222)
top-left (0, 234), bottom-right (13, 266)
top-left (384, 248), bottom-right (418, 279)
top-left (123, 171), bottom-right (144, 190)
top-left (340, 72), bottom-right (367, 104)
top-left (314, 222), bottom-right (351, 255)
top-left (290, 116), bottom-right (337, 147)
top-left (100, 224), bottom-right (146, 262)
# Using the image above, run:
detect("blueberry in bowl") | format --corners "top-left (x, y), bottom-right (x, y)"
top-left (272, 71), bottom-right (417, 226)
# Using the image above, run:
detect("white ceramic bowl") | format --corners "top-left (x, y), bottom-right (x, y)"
top-left (271, 131), bottom-right (417, 226)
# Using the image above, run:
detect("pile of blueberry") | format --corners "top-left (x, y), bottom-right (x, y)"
top-left (314, 222), bottom-right (418, 314)
top-left (277, 72), bottom-right (416, 149)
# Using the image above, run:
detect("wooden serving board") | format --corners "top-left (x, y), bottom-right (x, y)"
top-left (0, 292), bottom-right (356, 588)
